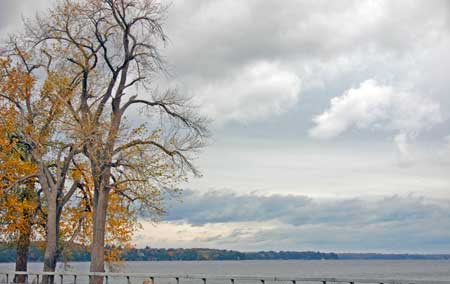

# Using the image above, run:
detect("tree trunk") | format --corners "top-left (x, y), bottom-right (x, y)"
top-left (14, 225), bottom-right (31, 284)
top-left (89, 188), bottom-right (109, 284)
top-left (14, 186), bottom-right (34, 284)
top-left (42, 200), bottom-right (60, 284)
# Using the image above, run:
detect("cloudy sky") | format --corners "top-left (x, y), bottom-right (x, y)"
top-left (1, 0), bottom-right (450, 253)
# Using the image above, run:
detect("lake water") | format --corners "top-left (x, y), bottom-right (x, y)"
top-left (1, 260), bottom-right (449, 283)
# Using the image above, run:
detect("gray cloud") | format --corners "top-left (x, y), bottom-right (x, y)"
top-left (0, 1), bottom-right (15, 28)
top-left (159, 0), bottom-right (450, 153)
top-left (165, 0), bottom-right (450, 78)
top-left (160, 189), bottom-right (450, 252)
top-left (4, 0), bottom-right (450, 129)
top-left (166, 190), bottom-right (450, 227)
top-left (0, 0), bottom-right (50, 35)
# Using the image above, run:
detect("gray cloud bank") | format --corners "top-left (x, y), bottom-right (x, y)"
top-left (163, 189), bottom-right (450, 253)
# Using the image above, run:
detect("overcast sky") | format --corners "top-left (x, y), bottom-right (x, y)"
top-left (1, 0), bottom-right (450, 253)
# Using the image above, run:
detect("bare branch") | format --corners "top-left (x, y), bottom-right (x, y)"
top-left (2, 174), bottom-right (38, 191)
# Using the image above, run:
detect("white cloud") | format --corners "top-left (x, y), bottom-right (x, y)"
top-left (135, 220), bottom-right (279, 250)
top-left (309, 80), bottom-right (445, 155)
top-left (192, 61), bottom-right (301, 123)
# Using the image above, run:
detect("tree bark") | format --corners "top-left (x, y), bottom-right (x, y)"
top-left (14, 184), bottom-right (35, 284)
top-left (14, 225), bottom-right (31, 284)
top-left (42, 199), bottom-right (60, 284)
top-left (89, 187), bottom-right (109, 284)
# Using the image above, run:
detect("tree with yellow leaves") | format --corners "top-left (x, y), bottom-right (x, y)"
top-left (0, 50), bottom-right (85, 284)
top-left (0, 100), bottom-right (43, 284)
top-left (22, 1), bottom-right (209, 282)
top-left (2, 2), bottom-right (208, 283)
top-left (60, 164), bottom-right (144, 267)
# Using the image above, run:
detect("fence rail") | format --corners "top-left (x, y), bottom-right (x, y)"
top-left (1, 271), bottom-right (449, 284)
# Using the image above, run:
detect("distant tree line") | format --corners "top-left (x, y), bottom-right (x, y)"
top-left (2, 244), bottom-right (449, 262)
top-left (122, 247), bottom-right (339, 261)
top-left (338, 253), bottom-right (450, 260)
top-left (0, 243), bottom-right (90, 262)
top-left (0, 244), bottom-right (338, 261)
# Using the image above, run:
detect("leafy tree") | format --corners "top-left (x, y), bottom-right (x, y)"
top-left (1, 53), bottom-right (150, 282)
top-left (0, 92), bottom-right (44, 283)
top-left (22, 0), bottom-right (209, 281)
top-left (0, 49), bottom-right (84, 283)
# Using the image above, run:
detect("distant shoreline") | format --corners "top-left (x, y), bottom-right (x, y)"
top-left (1, 244), bottom-right (449, 262)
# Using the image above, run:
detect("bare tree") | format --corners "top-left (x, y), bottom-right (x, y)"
top-left (24, 0), bottom-right (208, 280)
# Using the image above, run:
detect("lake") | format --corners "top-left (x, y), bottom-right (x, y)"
top-left (1, 260), bottom-right (450, 283)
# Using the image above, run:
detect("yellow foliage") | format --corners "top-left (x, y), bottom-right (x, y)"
top-left (60, 166), bottom-right (141, 263)
top-left (0, 57), bottom-right (47, 245)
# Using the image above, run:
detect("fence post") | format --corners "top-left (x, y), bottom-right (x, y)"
top-left (176, 277), bottom-right (179, 284)
top-left (230, 279), bottom-right (234, 284)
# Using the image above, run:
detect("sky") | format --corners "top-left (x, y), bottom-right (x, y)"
top-left (1, 0), bottom-right (450, 253)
